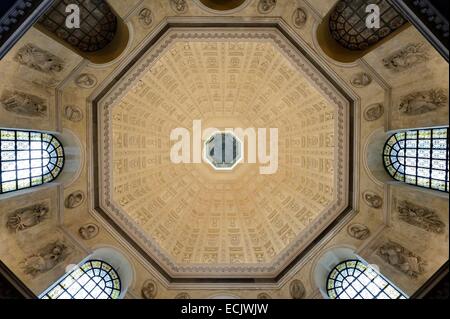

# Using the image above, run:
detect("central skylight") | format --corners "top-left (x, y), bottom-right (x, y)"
top-left (204, 132), bottom-right (242, 170)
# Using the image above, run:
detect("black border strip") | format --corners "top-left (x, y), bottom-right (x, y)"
top-left (91, 21), bottom-right (355, 284)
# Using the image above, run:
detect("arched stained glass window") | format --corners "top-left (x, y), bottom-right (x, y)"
top-left (327, 260), bottom-right (407, 299)
top-left (383, 127), bottom-right (449, 192)
top-left (0, 129), bottom-right (64, 194)
top-left (40, 260), bottom-right (121, 299)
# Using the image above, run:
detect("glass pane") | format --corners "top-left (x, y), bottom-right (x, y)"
top-left (327, 259), bottom-right (408, 299)
top-left (0, 129), bottom-right (64, 194)
top-left (39, 260), bottom-right (121, 300)
top-left (383, 127), bottom-right (449, 192)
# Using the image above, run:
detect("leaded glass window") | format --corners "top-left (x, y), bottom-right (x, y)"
top-left (327, 260), bottom-right (407, 299)
top-left (329, 0), bottom-right (407, 51)
top-left (383, 127), bottom-right (449, 192)
top-left (40, 260), bottom-right (121, 299)
top-left (37, 0), bottom-right (117, 53)
top-left (0, 129), bottom-right (64, 194)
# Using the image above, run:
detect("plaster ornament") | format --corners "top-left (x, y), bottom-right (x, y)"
top-left (138, 8), bottom-right (153, 27)
top-left (292, 8), bottom-right (307, 28)
top-left (64, 105), bottom-right (83, 122)
top-left (175, 292), bottom-right (191, 299)
top-left (289, 280), bottom-right (305, 299)
top-left (141, 279), bottom-right (158, 299)
top-left (6, 203), bottom-right (49, 233)
top-left (258, 0), bottom-right (276, 14)
top-left (75, 73), bottom-right (97, 89)
top-left (399, 89), bottom-right (447, 116)
top-left (65, 191), bottom-right (85, 209)
top-left (397, 200), bottom-right (445, 234)
top-left (78, 223), bottom-right (100, 240)
top-left (14, 43), bottom-right (64, 74)
top-left (363, 191), bottom-right (383, 209)
top-left (363, 103), bottom-right (384, 121)
top-left (21, 241), bottom-right (70, 278)
top-left (257, 293), bottom-right (272, 299)
top-left (383, 43), bottom-right (429, 72)
top-left (377, 241), bottom-right (426, 278)
top-left (1, 91), bottom-right (47, 117)
top-left (350, 72), bottom-right (372, 88)
top-left (171, 0), bottom-right (188, 14)
top-left (347, 224), bottom-right (371, 240)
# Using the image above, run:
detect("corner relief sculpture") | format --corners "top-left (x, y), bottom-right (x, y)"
top-left (21, 240), bottom-right (71, 278)
top-left (399, 89), bottom-right (448, 115)
top-left (63, 105), bottom-right (83, 122)
top-left (75, 73), bottom-right (97, 89)
top-left (0, 90), bottom-right (47, 118)
top-left (289, 280), bottom-right (305, 299)
top-left (175, 292), bottom-right (190, 299)
top-left (6, 203), bottom-right (50, 233)
top-left (65, 191), bottom-right (85, 209)
top-left (350, 73), bottom-right (372, 88)
top-left (397, 200), bottom-right (445, 234)
top-left (138, 8), bottom-right (153, 27)
top-left (258, 0), bottom-right (276, 14)
top-left (383, 43), bottom-right (429, 72)
top-left (14, 44), bottom-right (65, 74)
top-left (141, 279), bottom-right (158, 299)
top-left (363, 191), bottom-right (383, 209)
top-left (171, 0), bottom-right (188, 14)
top-left (78, 223), bottom-right (100, 240)
top-left (292, 8), bottom-right (307, 28)
top-left (347, 224), bottom-right (371, 240)
top-left (377, 241), bottom-right (426, 278)
top-left (363, 103), bottom-right (384, 121)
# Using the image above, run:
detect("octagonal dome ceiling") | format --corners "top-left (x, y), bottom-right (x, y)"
top-left (96, 26), bottom-right (351, 279)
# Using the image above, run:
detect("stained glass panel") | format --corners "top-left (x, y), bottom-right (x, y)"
top-left (383, 127), bottom-right (449, 192)
top-left (327, 260), bottom-right (407, 299)
top-left (0, 129), bottom-right (64, 194)
top-left (40, 260), bottom-right (121, 300)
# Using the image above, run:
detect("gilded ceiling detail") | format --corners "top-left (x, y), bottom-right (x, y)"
top-left (99, 29), bottom-right (350, 277)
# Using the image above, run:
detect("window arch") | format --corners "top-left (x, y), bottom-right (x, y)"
top-left (327, 260), bottom-right (407, 299)
top-left (383, 127), bottom-right (449, 192)
top-left (1, 129), bottom-right (64, 194)
top-left (40, 260), bottom-right (121, 299)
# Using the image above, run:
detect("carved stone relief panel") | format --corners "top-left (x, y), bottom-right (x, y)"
top-left (292, 8), bottom-right (307, 29)
top-left (350, 73), bottom-right (372, 88)
top-left (21, 240), bottom-right (71, 278)
top-left (171, 0), bottom-right (188, 14)
top-left (14, 43), bottom-right (65, 74)
top-left (258, 0), bottom-right (276, 14)
top-left (6, 203), bottom-right (50, 233)
top-left (347, 223), bottom-right (371, 240)
top-left (141, 279), bottom-right (158, 299)
top-left (65, 191), bottom-right (85, 209)
top-left (289, 279), bottom-right (305, 299)
top-left (78, 223), bottom-right (100, 240)
top-left (63, 105), bottom-right (83, 122)
top-left (0, 90), bottom-right (47, 118)
top-left (377, 240), bottom-right (426, 278)
top-left (397, 200), bottom-right (445, 234)
top-left (75, 73), bottom-right (97, 89)
top-left (257, 293), bottom-right (271, 299)
top-left (138, 8), bottom-right (153, 27)
top-left (363, 191), bottom-right (383, 209)
top-left (383, 43), bottom-right (429, 72)
top-left (363, 103), bottom-right (384, 121)
top-left (399, 89), bottom-right (448, 116)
